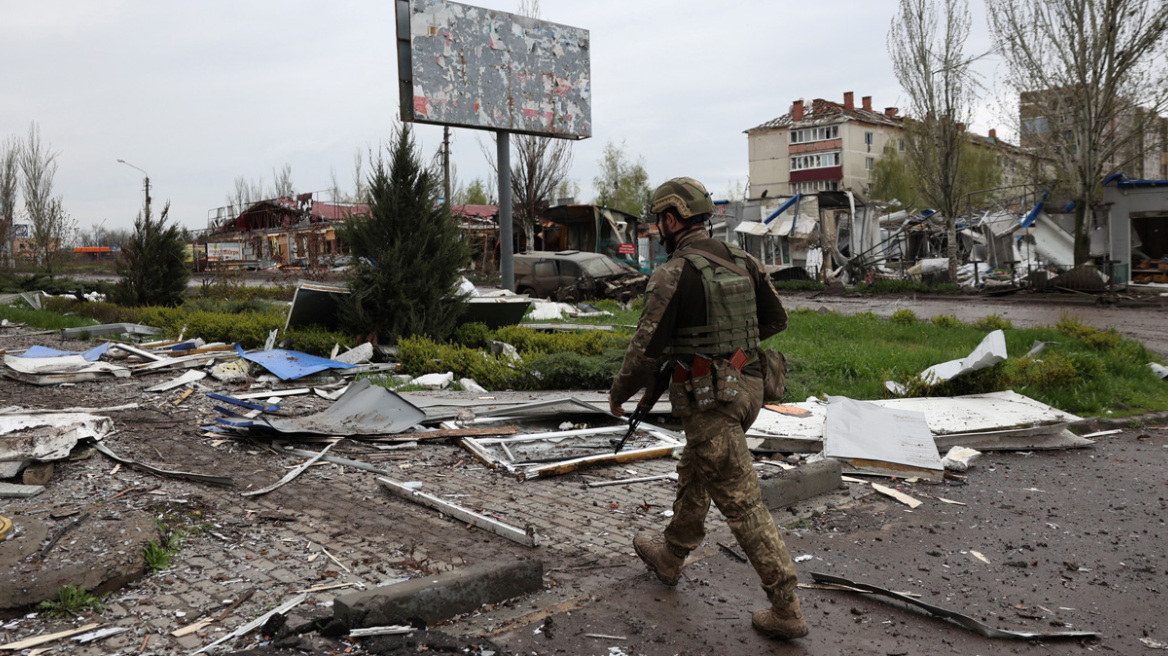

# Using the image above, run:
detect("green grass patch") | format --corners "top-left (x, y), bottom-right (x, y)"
top-left (144, 502), bottom-right (213, 574)
top-left (36, 584), bottom-right (107, 617)
top-left (769, 308), bottom-right (1168, 417)
top-left (0, 302), bottom-right (100, 331)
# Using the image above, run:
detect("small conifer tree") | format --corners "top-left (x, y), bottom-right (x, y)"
top-left (338, 125), bottom-right (470, 343)
top-left (114, 201), bottom-right (189, 307)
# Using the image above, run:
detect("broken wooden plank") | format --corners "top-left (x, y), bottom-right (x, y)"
top-left (521, 444), bottom-right (679, 481)
top-left (376, 477), bottom-right (538, 547)
top-left (0, 623), bottom-right (102, 650)
top-left (871, 483), bottom-right (923, 508)
top-left (241, 442), bottom-right (338, 497)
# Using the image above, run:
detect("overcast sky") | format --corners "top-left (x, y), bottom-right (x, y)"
top-left (1, 1), bottom-right (1007, 237)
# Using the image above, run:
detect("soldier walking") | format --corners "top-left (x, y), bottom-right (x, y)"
top-left (608, 177), bottom-right (808, 640)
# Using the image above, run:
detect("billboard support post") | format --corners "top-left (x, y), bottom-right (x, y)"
top-left (498, 132), bottom-right (514, 291)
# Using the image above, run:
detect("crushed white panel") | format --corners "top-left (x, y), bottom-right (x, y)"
top-left (1150, 362), bottom-right (1168, 380)
top-left (875, 390), bottom-right (1081, 434)
top-left (823, 396), bottom-right (943, 481)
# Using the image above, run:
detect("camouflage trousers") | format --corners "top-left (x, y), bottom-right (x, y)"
top-left (662, 373), bottom-right (799, 606)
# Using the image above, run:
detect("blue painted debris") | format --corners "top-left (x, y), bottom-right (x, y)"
top-left (234, 344), bottom-right (356, 381)
top-left (20, 343), bottom-right (110, 361)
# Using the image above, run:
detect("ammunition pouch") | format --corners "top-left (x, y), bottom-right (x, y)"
top-left (758, 348), bottom-right (787, 403)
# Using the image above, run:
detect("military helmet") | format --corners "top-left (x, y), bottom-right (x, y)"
top-left (650, 177), bottom-right (715, 221)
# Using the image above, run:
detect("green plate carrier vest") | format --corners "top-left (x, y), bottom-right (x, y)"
top-left (666, 245), bottom-right (760, 357)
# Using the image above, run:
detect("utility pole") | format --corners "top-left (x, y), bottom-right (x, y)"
top-left (117, 159), bottom-right (151, 219)
top-left (442, 126), bottom-right (451, 206)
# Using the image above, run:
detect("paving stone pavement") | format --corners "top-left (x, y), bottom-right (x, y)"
top-left (1, 388), bottom-right (861, 655)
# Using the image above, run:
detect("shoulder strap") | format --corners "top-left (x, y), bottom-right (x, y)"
top-left (675, 247), bottom-right (756, 289)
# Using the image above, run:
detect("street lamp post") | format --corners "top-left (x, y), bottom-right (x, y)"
top-left (117, 159), bottom-right (151, 219)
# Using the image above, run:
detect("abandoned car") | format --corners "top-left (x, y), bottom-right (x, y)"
top-left (513, 250), bottom-right (649, 303)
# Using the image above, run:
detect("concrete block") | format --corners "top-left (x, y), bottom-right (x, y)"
top-left (759, 459), bottom-right (843, 510)
top-left (333, 558), bottom-right (543, 628)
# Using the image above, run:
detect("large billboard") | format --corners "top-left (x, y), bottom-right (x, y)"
top-left (396, 0), bottom-right (591, 139)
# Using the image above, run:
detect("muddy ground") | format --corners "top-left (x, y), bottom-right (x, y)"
top-left (1, 288), bottom-right (1167, 655)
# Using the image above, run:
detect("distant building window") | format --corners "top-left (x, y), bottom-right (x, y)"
top-left (791, 180), bottom-right (840, 193)
top-left (790, 125), bottom-right (839, 144)
top-left (865, 157), bottom-right (874, 170)
top-left (898, 139), bottom-right (905, 151)
top-left (865, 132), bottom-right (874, 146)
top-left (790, 151), bottom-right (841, 171)
top-left (1021, 117), bottom-right (1050, 135)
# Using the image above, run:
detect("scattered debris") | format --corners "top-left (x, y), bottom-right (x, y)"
top-left (871, 483), bottom-right (923, 509)
top-left (811, 573), bottom-right (1097, 639)
top-left (242, 441), bottom-right (338, 497)
top-left (969, 550), bottom-right (991, 564)
top-left (191, 593), bottom-right (307, 655)
top-left (216, 379), bottom-right (425, 437)
top-left (144, 369), bottom-right (206, 392)
top-left (1150, 362), bottom-right (1168, 380)
top-left (377, 477), bottom-right (539, 547)
top-left (941, 446), bottom-right (982, 472)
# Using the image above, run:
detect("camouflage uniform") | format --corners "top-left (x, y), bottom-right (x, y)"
top-left (609, 228), bottom-right (799, 607)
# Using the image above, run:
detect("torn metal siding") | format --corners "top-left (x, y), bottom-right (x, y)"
top-left (400, 0), bottom-right (591, 138)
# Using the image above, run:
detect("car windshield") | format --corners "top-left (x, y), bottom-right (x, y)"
top-left (579, 256), bottom-right (625, 277)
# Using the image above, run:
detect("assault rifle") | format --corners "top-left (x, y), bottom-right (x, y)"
top-left (611, 362), bottom-right (676, 454)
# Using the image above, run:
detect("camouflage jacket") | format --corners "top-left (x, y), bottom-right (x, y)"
top-left (608, 228), bottom-right (788, 406)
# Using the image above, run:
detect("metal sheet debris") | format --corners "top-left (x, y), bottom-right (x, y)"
top-left (235, 344), bottom-right (356, 380)
top-left (219, 379), bottom-right (425, 437)
top-left (823, 396), bottom-right (943, 481)
top-left (60, 323), bottom-right (162, 339)
top-left (811, 573), bottom-right (1097, 639)
top-left (242, 441), bottom-right (338, 497)
top-left (377, 477), bottom-right (539, 547)
top-left (91, 441), bottom-right (233, 487)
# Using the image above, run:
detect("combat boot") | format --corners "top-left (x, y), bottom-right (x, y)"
top-left (752, 596), bottom-right (809, 639)
top-left (632, 535), bottom-right (685, 586)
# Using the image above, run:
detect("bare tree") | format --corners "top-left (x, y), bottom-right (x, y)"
top-left (272, 163), bottom-right (295, 198)
top-left (988, 0), bottom-right (1168, 264)
top-left (352, 148), bottom-right (367, 203)
top-left (0, 136), bottom-right (19, 269)
top-left (19, 123), bottom-right (75, 272)
top-left (889, 0), bottom-right (979, 282)
top-left (226, 175), bottom-right (265, 217)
